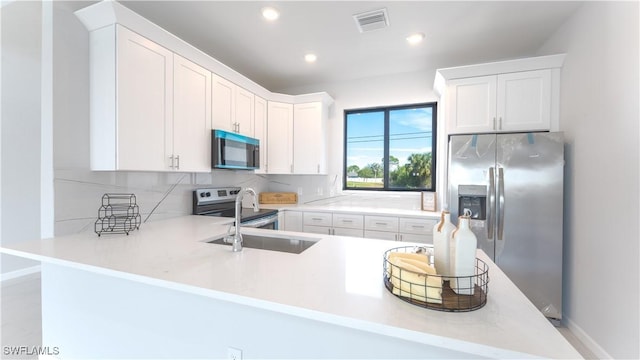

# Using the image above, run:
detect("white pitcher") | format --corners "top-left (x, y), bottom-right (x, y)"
top-left (450, 215), bottom-right (477, 295)
top-left (433, 211), bottom-right (455, 279)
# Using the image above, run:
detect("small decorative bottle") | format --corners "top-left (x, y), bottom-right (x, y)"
top-left (433, 211), bottom-right (455, 279)
top-left (450, 215), bottom-right (477, 295)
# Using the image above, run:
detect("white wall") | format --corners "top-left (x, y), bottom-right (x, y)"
top-left (0, 1), bottom-right (43, 275)
top-left (537, 2), bottom-right (639, 358)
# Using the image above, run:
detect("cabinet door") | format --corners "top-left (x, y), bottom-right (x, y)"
top-left (283, 211), bottom-right (303, 232)
top-left (334, 228), bottom-right (364, 238)
top-left (116, 25), bottom-right (173, 171)
top-left (399, 233), bottom-right (433, 244)
top-left (267, 101), bottom-right (294, 174)
top-left (211, 73), bottom-right (235, 132)
top-left (304, 224), bottom-right (332, 235)
top-left (235, 87), bottom-right (255, 136)
top-left (253, 96), bottom-right (268, 174)
top-left (173, 54), bottom-right (212, 172)
top-left (497, 70), bottom-right (551, 132)
top-left (364, 230), bottom-right (398, 241)
top-left (447, 76), bottom-right (497, 134)
top-left (293, 102), bottom-right (326, 174)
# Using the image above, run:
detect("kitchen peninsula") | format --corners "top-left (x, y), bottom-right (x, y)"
top-left (0, 216), bottom-right (581, 359)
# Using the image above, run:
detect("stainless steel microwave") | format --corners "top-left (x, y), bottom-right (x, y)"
top-left (212, 129), bottom-right (260, 170)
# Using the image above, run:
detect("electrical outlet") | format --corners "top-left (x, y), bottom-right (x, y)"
top-left (227, 347), bottom-right (242, 360)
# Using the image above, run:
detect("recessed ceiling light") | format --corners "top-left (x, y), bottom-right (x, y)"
top-left (262, 7), bottom-right (279, 21)
top-left (406, 33), bottom-right (425, 45)
top-left (304, 53), bottom-right (317, 63)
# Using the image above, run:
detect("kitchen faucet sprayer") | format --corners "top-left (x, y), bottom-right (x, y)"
top-left (231, 188), bottom-right (259, 252)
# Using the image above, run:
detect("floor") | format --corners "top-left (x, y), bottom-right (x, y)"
top-left (1, 273), bottom-right (597, 359)
top-left (1, 273), bottom-right (42, 360)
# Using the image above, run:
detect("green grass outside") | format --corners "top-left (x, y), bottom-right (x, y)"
top-left (346, 181), bottom-right (383, 188)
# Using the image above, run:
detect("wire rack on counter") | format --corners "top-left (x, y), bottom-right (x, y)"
top-left (94, 193), bottom-right (141, 236)
top-left (383, 246), bottom-right (489, 312)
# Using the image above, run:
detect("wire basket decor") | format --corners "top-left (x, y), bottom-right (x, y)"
top-left (383, 246), bottom-right (489, 312)
top-left (94, 193), bottom-right (141, 236)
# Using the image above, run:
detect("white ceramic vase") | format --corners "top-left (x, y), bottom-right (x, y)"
top-left (450, 215), bottom-right (477, 295)
top-left (433, 211), bottom-right (455, 278)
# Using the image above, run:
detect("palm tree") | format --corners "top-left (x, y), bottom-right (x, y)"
top-left (369, 163), bottom-right (383, 179)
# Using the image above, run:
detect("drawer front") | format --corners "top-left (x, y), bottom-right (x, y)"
top-left (334, 227), bottom-right (364, 238)
top-left (364, 230), bottom-right (398, 241)
top-left (303, 224), bottom-right (331, 235)
top-left (399, 218), bottom-right (437, 235)
top-left (364, 216), bottom-right (399, 232)
top-left (303, 212), bottom-right (332, 227)
top-left (400, 233), bottom-right (433, 244)
top-left (332, 213), bottom-right (364, 229)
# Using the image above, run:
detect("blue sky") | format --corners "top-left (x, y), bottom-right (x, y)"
top-left (346, 107), bottom-right (433, 169)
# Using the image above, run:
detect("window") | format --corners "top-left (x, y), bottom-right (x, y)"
top-left (344, 103), bottom-right (436, 191)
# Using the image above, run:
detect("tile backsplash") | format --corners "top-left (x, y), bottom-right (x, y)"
top-left (55, 170), bottom-right (423, 236)
top-left (54, 169), bottom-right (268, 236)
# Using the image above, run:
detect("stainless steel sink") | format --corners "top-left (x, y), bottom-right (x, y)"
top-left (207, 234), bottom-right (318, 254)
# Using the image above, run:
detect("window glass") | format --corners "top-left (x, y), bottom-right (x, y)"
top-left (344, 103), bottom-right (436, 191)
top-left (345, 111), bottom-right (384, 189)
top-left (389, 107), bottom-right (434, 189)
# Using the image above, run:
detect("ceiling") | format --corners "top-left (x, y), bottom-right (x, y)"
top-left (85, 1), bottom-right (582, 92)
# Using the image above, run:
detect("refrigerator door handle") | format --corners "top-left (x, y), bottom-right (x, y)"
top-left (488, 167), bottom-right (495, 240)
top-left (497, 167), bottom-right (505, 240)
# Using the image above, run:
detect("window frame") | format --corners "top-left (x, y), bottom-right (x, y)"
top-left (342, 102), bottom-right (437, 192)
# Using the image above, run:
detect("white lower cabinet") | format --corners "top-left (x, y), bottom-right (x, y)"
top-left (283, 211), bottom-right (303, 232)
top-left (398, 218), bottom-right (437, 244)
top-left (364, 230), bottom-right (398, 241)
top-left (303, 212), bottom-right (364, 237)
top-left (365, 216), bottom-right (436, 244)
top-left (286, 210), bottom-right (437, 241)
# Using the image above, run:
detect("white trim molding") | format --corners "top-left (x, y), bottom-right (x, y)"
top-left (0, 265), bottom-right (41, 283)
top-left (565, 316), bottom-right (613, 359)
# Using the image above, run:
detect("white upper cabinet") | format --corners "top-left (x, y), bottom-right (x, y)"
top-left (446, 76), bottom-right (497, 134)
top-left (266, 101), bottom-right (329, 174)
top-left (77, 1), bottom-right (334, 173)
top-left (212, 74), bottom-right (255, 137)
top-left (110, 25), bottom-right (173, 171)
top-left (211, 74), bottom-right (235, 133)
top-left (293, 102), bottom-right (327, 174)
top-left (253, 96), bottom-right (268, 174)
top-left (172, 53), bottom-right (212, 172)
top-left (89, 25), bottom-right (211, 172)
top-left (267, 101), bottom-right (294, 174)
top-left (435, 54), bottom-right (564, 135)
top-left (235, 87), bottom-right (255, 137)
top-left (496, 70), bottom-right (552, 132)
top-left (447, 69), bottom-right (552, 134)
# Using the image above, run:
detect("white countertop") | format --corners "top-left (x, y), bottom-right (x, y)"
top-left (261, 203), bottom-right (441, 218)
top-left (1, 215), bottom-right (580, 359)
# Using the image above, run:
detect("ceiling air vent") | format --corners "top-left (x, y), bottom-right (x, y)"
top-left (353, 8), bottom-right (389, 33)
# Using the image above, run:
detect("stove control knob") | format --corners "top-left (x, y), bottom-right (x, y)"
top-left (205, 192), bottom-right (211, 197)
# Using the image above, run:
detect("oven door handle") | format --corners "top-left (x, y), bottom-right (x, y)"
top-left (240, 215), bottom-right (278, 228)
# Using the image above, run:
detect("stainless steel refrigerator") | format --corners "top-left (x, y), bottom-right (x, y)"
top-left (448, 132), bottom-right (564, 322)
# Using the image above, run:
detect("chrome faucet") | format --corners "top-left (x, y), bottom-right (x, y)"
top-left (231, 187), bottom-right (259, 252)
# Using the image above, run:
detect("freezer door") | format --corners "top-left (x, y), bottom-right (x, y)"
top-left (495, 132), bottom-right (564, 320)
top-left (448, 134), bottom-right (497, 260)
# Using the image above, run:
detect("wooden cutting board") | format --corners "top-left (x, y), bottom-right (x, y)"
top-left (259, 192), bottom-right (298, 204)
